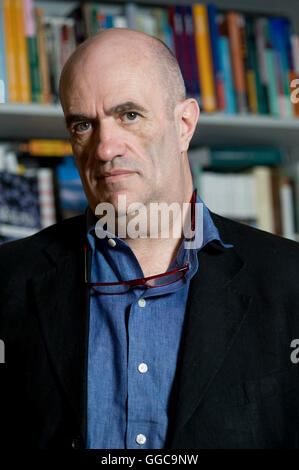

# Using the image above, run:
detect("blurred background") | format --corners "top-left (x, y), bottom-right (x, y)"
top-left (1, 0), bottom-right (299, 243)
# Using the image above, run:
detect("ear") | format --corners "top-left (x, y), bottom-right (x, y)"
top-left (175, 98), bottom-right (200, 153)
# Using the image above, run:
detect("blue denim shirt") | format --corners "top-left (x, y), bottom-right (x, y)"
top-left (86, 195), bottom-right (232, 449)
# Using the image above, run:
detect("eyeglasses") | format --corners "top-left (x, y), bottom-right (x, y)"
top-left (85, 189), bottom-right (197, 295)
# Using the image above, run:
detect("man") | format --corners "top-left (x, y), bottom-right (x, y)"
top-left (1, 28), bottom-right (299, 449)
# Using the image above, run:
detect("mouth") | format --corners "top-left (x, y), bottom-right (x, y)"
top-left (99, 170), bottom-right (137, 182)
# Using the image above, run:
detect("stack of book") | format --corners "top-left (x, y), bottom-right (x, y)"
top-left (189, 146), bottom-right (298, 240)
top-left (0, 139), bottom-right (87, 244)
top-left (0, 1), bottom-right (299, 116)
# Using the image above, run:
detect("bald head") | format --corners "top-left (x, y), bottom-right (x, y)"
top-left (59, 28), bottom-right (186, 118)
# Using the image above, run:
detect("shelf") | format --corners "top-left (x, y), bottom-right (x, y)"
top-left (1, 103), bottom-right (299, 147)
top-left (0, 103), bottom-right (68, 140)
top-left (193, 114), bottom-right (299, 147)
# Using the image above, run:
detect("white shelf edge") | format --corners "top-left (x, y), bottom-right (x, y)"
top-left (1, 103), bottom-right (299, 128)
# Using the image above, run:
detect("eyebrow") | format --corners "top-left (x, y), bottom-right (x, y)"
top-left (65, 101), bottom-right (147, 128)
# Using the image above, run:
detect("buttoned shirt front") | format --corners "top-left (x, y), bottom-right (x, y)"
top-left (86, 194), bottom-right (232, 449)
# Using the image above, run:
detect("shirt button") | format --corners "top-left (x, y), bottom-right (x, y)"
top-left (138, 298), bottom-right (146, 308)
top-left (108, 238), bottom-right (116, 247)
top-left (138, 363), bottom-right (148, 374)
top-left (136, 434), bottom-right (146, 445)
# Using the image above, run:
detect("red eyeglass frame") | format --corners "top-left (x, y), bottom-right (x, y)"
top-left (84, 189), bottom-right (197, 295)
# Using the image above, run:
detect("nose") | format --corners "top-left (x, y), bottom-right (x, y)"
top-left (95, 118), bottom-right (126, 162)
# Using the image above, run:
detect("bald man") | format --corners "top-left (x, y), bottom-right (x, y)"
top-left (1, 29), bottom-right (299, 450)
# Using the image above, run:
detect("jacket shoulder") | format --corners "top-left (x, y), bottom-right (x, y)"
top-left (0, 215), bottom-right (85, 275)
top-left (211, 211), bottom-right (299, 267)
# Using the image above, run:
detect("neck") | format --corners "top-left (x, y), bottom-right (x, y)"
top-left (121, 182), bottom-right (193, 278)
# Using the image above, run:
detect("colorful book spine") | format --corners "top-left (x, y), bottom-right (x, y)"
top-left (183, 5), bottom-right (200, 102)
top-left (192, 4), bottom-right (216, 112)
top-left (217, 14), bottom-right (237, 114)
top-left (20, 140), bottom-right (72, 156)
top-left (35, 7), bottom-right (51, 104)
top-left (254, 18), bottom-right (271, 114)
top-left (180, 5), bottom-right (193, 98)
top-left (269, 18), bottom-right (293, 117)
top-left (227, 11), bottom-right (248, 113)
top-left (23, 0), bottom-right (41, 103)
top-left (245, 15), bottom-right (268, 114)
top-left (2, 0), bottom-right (18, 101)
top-left (168, 6), bottom-right (188, 95)
top-left (0, 0), bottom-right (8, 102)
top-left (14, 0), bottom-right (31, 102)
top-left (263, 19), bottom-right (279, 116)
top-left (207, 4), bottom-right (225, 111)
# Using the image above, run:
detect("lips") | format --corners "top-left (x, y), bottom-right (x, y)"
top-left (98, 170), bottom-right (136, 182)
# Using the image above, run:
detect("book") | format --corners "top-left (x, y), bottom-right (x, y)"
top-left (207, 4), bottom-right (225, 111)
top-left (12, 0), bottom-right (31, 102)
top-left (23, 0), bottom-right (41, 103)
top-left (0, 0), bottom-right (8, 102)
top-left (188, 147), bottom-right (282, 168)
top-left (227, 11), bottom-right (248, 113)
top-left (192, 4), bottom-right (216, 112)
top-left (0, 168), bottom-right (42, 242)
top-left (35, 7), bottom-right (51, 104)
top-left (217, 14), bottom-right (237, 114)
top-left (2, 0), bottom-right (18, 102)
top-left (56, 157), bottom-right (87, 219)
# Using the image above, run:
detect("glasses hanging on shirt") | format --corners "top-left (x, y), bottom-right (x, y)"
top-left (84, 189), bottom-right (197, 295)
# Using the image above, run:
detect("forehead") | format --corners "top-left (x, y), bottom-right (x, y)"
top-left (62, 47), bottom-right (162, 113)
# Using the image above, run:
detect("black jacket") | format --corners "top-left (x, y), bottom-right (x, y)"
top-left (1, 213), bottom-right (299, 449)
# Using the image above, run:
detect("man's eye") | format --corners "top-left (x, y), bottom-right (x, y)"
top-left (72, 122), bottom-right (91, 133)
top-left (122, 112), bottom-right (140, 123)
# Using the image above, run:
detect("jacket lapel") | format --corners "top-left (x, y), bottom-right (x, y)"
top-left (170, 240), bottom-right (253, 441)
top-left (31, 217), bottom-right (90, 440)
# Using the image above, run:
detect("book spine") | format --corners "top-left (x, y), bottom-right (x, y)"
top-left (0, 0), bottom-right (8, 102)
top-left (209, 147), bottom-right (282, 167)
top-left (264, 19), bottom-right (279, 116)
top-left (37, 168), bottom-right (56, 228)
top-left (67, 6), bottom-right (85, 44)
top-left (227, 11), bottom-right (248, 113)
top-left (20, 139), bottom-right (72, 156)
top-left (269, 18), bottom-right (291, 117)
top-left (243, 15), bottom-right (258, 114)
top-left (207, 4), bottom-right (225, 110)
top-left (2, 0), bottom-right (18, 101)
top-left (35, 7), bottom-right (51, 104)
top-left (192, 4), bottom-right (216, 112)
top-left (253, 166), bottom-right (275, 233)
top-left (13, 0), bottom-right (31, 102)
top-left (271, 167), bottom-right (282, 236)
top-left (168, 6), bottom-right (188, 95)
top-left (218, 27), bottom-right (237, 114)
top-left (254, 18), bottom-right (270, 114)
top-left (279, 175), bottom-right (296, 240)
top-left (23, 0), bottom-right (41, 103)
top-left (180, 5), bottom-right (193, 98)
top-left (184, 5), bottom-right (200, 102)
top-left (125, 2), bottom-right (138, 30)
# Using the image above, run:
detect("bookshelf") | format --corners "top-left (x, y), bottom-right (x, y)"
top-left (0, 0), bottom-right (298, 146)
top-left (1, 0), bottom-right (299, 242)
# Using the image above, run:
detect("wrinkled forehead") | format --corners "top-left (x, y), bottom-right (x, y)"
top-left (60, 43), bottom-right (162, 112)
